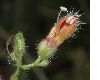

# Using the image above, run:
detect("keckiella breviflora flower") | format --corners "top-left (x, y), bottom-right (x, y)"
top-left (38, 6), bottom-right (85, 59)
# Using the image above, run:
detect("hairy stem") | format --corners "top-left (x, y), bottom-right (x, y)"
top-left (10, 68), bottom-right (22, 80)
top-left (21, 57), bottom-right (42, 70)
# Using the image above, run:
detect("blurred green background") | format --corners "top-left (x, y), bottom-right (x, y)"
top-left (0, 0), bottom-right (89, 80)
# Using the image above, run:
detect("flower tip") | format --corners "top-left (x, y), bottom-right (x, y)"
top-left (66, 15), bottom-right (78, 25)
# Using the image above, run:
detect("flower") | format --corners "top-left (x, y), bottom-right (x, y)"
top-left (38, 6), bottom-right (83, 59)
top-left (46, 15), bottom-right (78, 48)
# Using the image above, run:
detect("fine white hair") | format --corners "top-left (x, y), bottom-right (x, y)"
top-left (60, 6), bottom-right (67, 11)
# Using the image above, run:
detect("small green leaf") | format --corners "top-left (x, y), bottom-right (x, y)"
top-left (11, 31), bottom-right (25, 65)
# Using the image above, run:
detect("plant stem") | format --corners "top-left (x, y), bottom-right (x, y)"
top-left (10, 57), bottom-right (42, 80)
top-left (21, 57), bottom-right (42, 70)
top-left (10, 68), bottom-right (22, 80)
